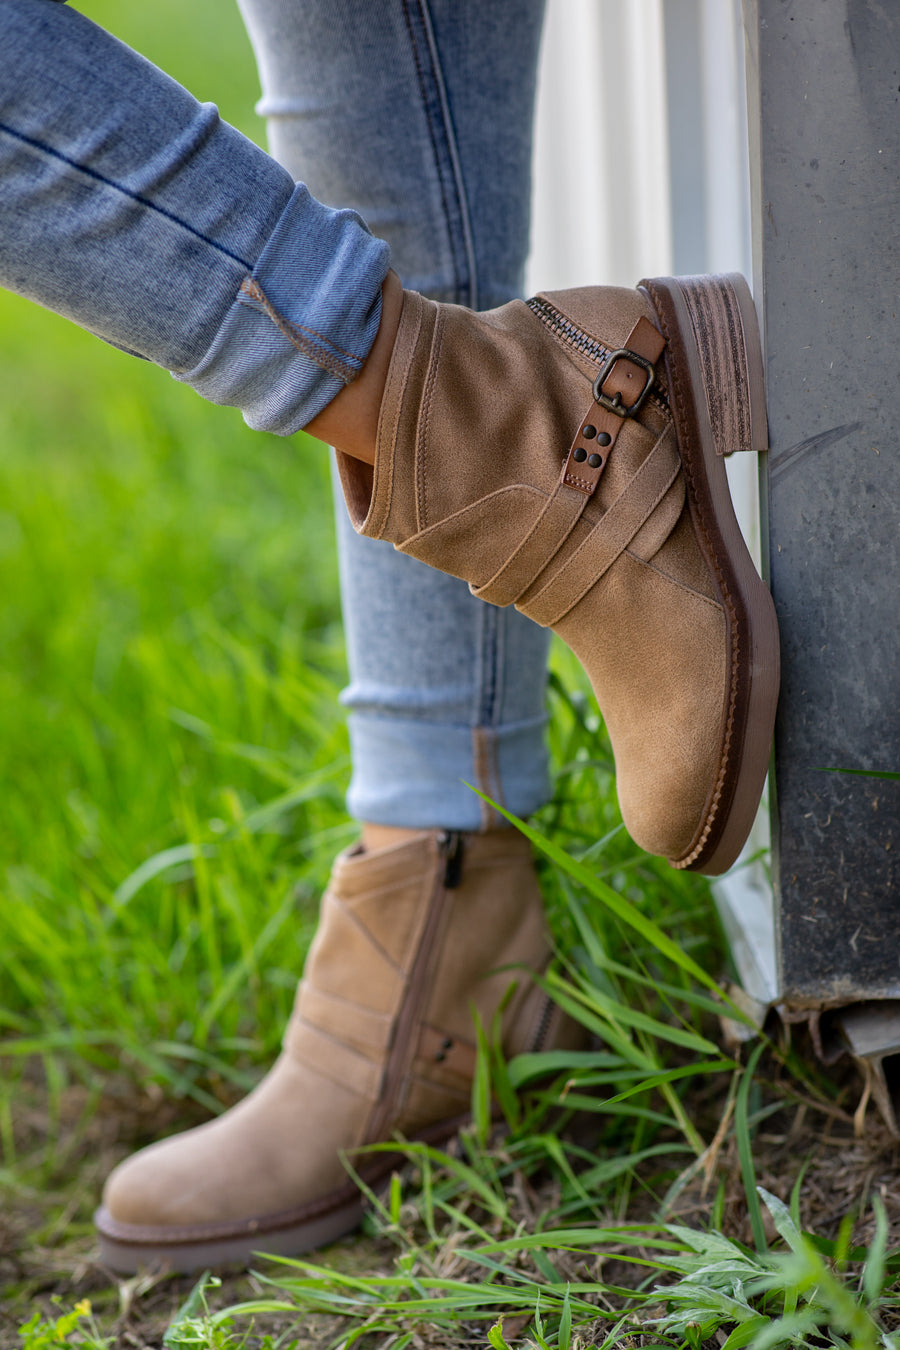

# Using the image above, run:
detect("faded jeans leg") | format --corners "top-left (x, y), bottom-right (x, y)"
top-left (0, 0), bottom-right (389, 431)
top-left (238, 0), bottom-right (553, 830)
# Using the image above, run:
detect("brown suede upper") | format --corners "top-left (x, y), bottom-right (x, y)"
top-left (101, 830), bottom-right (574, 1235)
top-left (337, 287), bottom-right (736, 864)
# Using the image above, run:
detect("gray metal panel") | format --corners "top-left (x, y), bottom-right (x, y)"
top-left (744, 0), bottom-right (900, 1003)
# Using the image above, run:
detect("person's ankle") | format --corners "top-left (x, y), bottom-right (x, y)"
top-left (359, 822), bottom-right (425, 854)
top-left (305, 270), bottom-right (403, 465)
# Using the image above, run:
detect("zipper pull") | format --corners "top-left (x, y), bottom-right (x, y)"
top-left (438, 830), bottom-right (465, 889)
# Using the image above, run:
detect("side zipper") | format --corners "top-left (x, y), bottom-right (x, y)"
top-left (363, 832), bottom-right (464, 1143)
top-left (526, 296), bottom-right (669, 420)
top-left (527, 989), bottom-right (557, 1054)
top-left (439, 829), bottom-right (464, 889)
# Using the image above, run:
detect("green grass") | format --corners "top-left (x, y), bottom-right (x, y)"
top-left (0, 4), bottom-right (366, 1315)
top-left (0, 273), bottom-right (351, 1095)
top-left (3, 6), bottom-right (899, 1349)
top-left (0, 1), bottom-right (350, 1108)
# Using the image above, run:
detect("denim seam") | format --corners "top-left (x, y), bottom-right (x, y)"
top-left (491, 605), bottom-right (506, 727)
top-left (469, 597), bottom-right (503, 742)
top-left (472, 727), bottom-right (505, 829)
top-left (400, 0), bottom-right (478, 307)
top-left (0, 121), bottom-right (253, 271)
top-left (239, 276), bottom-right (362, 383)
top-left (484, 610), bottom-right (499, 727)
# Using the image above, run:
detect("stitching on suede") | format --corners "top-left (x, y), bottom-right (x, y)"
top-left (526, 436), bottom-right (679, 625)
top-left (378, 300), bottom-right (424, 539)
top-left (623, 550), bottom-right (722, 609)
top-left (637, 454), bottom-right (681, 529)
top-left (375, 306), bottom-right (414, 537)
top-left (642, 279), bottom-right (739, 867)
top-left (417, 307), bottom-right (445, 533)
top-left (328, 894), bottom-right (408, 976)
top-left (477, 487), bottom-right (579, 606)
top-left (398, 483), bottom-right (546, 546)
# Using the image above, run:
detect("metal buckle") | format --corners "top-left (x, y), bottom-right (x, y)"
top-left (592, 348), bottom-right (656, 418)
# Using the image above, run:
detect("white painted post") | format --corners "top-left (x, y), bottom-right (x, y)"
top-left (529, 2), bottom-right (775, 1010)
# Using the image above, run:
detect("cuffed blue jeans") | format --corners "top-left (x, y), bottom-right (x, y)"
top-left (0, 0), bottom-right (552, 831)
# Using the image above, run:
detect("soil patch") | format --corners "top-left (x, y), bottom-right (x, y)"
top-left (3, 1046), bottom-right (899, 1350)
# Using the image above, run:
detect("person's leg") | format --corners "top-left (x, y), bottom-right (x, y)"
top-left (6, 0), bottom-right (778, 1276)
top-left (94, 0), bottom-right (578, 1275)
top-left (2, 3), bottom-right (777, 879)
top-left (0, 0), bottom-right (389, 434)
top-left (238, 0), bottom-right (552, 835)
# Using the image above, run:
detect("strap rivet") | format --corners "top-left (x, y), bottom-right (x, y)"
top-left (582, 424), bottom-right (597, 439)
top-left (573, 447), bottom-right (587, 463)
top-left (588, 453), bottom-right (602, 468)
top-left (597, 431), bottom-right (612, 447)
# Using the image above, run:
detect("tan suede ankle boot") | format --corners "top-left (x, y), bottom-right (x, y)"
top-left (336, 274), bottom-right (779, 875)
top-left (95, 829), bottom-right (575, 1272)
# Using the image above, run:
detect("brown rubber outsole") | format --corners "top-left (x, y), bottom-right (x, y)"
top-left (95, 1185), bottom-right (367, 1274)
top-left (639, 273), bottom-right (780, 876)
top-left (94, 1112), bottom-right (470, 1274)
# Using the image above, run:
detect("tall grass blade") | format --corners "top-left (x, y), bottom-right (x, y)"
top-left (736, 1042), bottom-right (767, 1252)
top-left (863, 1194), bottom-right (889, 1306)
top-left (162, 1271), bottom-right (216, 1347)
top-left (557, 1284), bottom-right (572, 1350)
top-left (467, 792), bottom-right (746, 1018)
top-left (114, 842), bottom-right (216, 908)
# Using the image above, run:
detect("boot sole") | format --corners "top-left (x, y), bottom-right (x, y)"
top-left (94, 1113), bottom-right (469, 1274)
top-left (638, 273), bottom-right (779, 876)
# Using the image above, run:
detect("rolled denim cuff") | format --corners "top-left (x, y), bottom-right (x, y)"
top-left (175, 184), bottom-right (391, 433)
top-left (345, 713), bottom-right (552, 832)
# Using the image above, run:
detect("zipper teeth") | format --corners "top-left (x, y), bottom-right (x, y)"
top-left (526, 296), bottom-right (616, 366)
top-left (526, 296), bottom-right (668, 416)
top-left (363, 833), bottom-right (459, 1144)
top-left (529, 992), bottom-right (556, 1054)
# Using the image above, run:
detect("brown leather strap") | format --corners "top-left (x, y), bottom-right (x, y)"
top-left (521, 426), bottom-right (682, 629)
top-left (415, 1023), bottom-right (478, 1082)
top-left (561, 316), bottom-right (666, 497)
top-left (294, 981), bottom-right (394, 1057)
top-left (475, 316), bottom-right (666, 607)
top-left (471, 477), bottom-right (589, 607)
top-left (284, 1014), bottom-right (383, 1099)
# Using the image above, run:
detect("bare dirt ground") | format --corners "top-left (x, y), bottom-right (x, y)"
top-left (0, 1072), bottom-right (387, 1350)
top-left (2, 1046), bottom-right (899, 1350)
